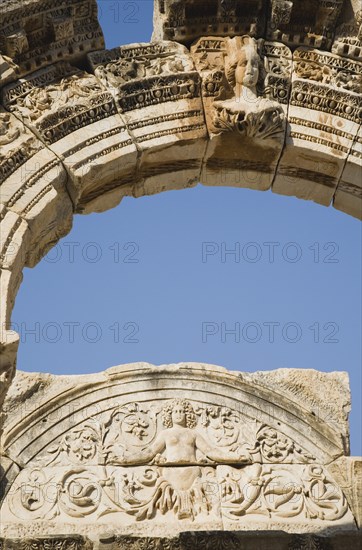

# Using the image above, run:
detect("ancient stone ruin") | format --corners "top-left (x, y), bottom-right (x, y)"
top-left (0, 1), bottom-right (361, 548)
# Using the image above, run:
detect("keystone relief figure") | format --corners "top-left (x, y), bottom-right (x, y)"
top-left (213, 36), bottom-right (285, 140)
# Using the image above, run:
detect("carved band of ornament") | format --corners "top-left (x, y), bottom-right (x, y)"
top-left (291, 84), bottom-right (362, 123)
top-left (63, 127), bottom-right (128, 159)
top-left (0, 143), bottom-right (39, 185)
top-left (6, 159), bottom-right (60, 209)
top-left (0, 217), bottom-right (23, 264)
top-left (38, 97), bottom-right (117, 145)
top-left (262, 43), bottom-right (292, 59)
top-left (71, 140), bottom-right (134, 171)
top-left (119, 44), bottom-right (176, 59)
top-left (23, 184), bottom-right (55, 215)
top-left (0, 538), bottom-right (90, 550)
top-left (7, 463), bottom-right (347, 524)
top-left (192, 39), bottom-right (227, 53)
top-left (289, 117), bottom-right (354, 139)
top-left (127, 110), bottom-right (203, 131)
top-left (290, 131), bottom-right (351, 154)
top-left (136, 123), bottom-right (206, 144)
top-left (3, 64), bottom-right (69, 103)
top-left (118, 76), bottom-right (200, 113)
top-left (89, 44), bottom-right (179, 67)
top-left (294, 49), bottom-right (362, 74)
top-left (0, 0), bottom-right (90, 25)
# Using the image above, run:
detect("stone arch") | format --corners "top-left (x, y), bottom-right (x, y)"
top-left (0, 0), bottom-right (361, 457)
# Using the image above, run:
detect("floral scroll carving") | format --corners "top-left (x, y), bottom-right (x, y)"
top-left (6, 463), bottom-right (348, 525)
top-left (219, 464), bottom-right (348, 522)
top-left (36, 399), bottom-right (318, 468)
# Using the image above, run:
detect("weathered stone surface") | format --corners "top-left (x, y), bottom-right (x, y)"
top-left (0, 0), bottom-right (104, 86)
top-left (0, 0), bottom-right (361, 544)
top-left (153, 0), bottom-right (345, 52)
top-left (266, 0), bottom-right (344, 50)
top-left (192, 36), bottom-right (291, 190)
top-left (88, 42), bottom-right (207, 198)
top-left (328, 456), bottom-right (362, 529)
top-left (332, 0), bottom-right (362, 61)
top-left (333, 124), bottom-right (362, 219)
top-left (1, 64), bottom-right (138, 215)
top-left (0, 108), bottom-right (73, 266)
top-left (273, 48), bottom-right (362, 206)
top-left (152, 0), bottom-right (267, 45)
top-left (0, 363), bottom-right (360, 542)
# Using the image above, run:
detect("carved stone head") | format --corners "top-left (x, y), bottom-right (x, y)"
top-left (162, 399), bottom-right (197, 429)
top-left (225, 36), bottom-right (263, 93)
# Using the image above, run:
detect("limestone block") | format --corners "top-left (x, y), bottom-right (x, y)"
top-left (333, 124), bottom-right (362, 219)
top-left (328, 456), bottom-right (362, 528)
top-left (0, 205), bottom-right (30, 273)
top-left (1, 364), bottom-right (352, 475)
top-left (0, 109), bottom-right (73, 266)
top-left (191, 37), bottom-right (291, 190)
top-left (0, 0), bottom-right (104, 86)
top-left (0, 268), bottom-right (21, 436)
top-left (0, 455), bottom-right (20, 506)
top-left (217, 463), bottom-right (356, 533)
top-left (0, 55), bottom-right (18, 88)
top-left (88, 42), bottom-right (207, 198)
top-left (266, 0), bottom-right (344, 50)
top-left (0, 364), bottom-right (359, 540)
top-left (2, 64), bottom-right (139, 214)
top-left (273, 48), bottom-right (362, 206)
top-left (332, 2), bottom-right (362, 61)
top-left (0, 206), bottom-right (27, 429)
top-left (152, 0), bottom-right (266, 45)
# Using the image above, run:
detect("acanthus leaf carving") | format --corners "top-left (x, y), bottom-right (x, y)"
top-left (219, 464), bottom-right (348, 522)
top-left (36, 399), bottom-right (318, 468)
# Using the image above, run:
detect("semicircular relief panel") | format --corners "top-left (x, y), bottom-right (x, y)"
top-left (0, 363), bottom-right (359, 544)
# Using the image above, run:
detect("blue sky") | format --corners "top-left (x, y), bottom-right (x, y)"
top-left (12, 0), bottom-right (362, 455)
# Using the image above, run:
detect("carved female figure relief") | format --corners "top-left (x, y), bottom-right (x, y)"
top-left (213, 36), bottom-right (285, 140)
top-left (118, 399), bottom-right (251, 466)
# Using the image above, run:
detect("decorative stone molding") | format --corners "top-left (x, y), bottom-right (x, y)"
top-left (152, 0), bottom-right (267, 45)
top-left (0, 363), bottom-right (359, 544)
top-left (87, 42), bottom-right (207, 199)
top-left (273, 48), bottom-right (362, 205)
top-left (0, 0), bottom-right (104, 86)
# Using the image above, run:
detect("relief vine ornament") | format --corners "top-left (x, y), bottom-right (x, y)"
top-left (212, 36), bottom-right (286, 140)
top-left (5, 398), bottom-right (349, 525)
top-left (110, 399), bottom-right (252, 466)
